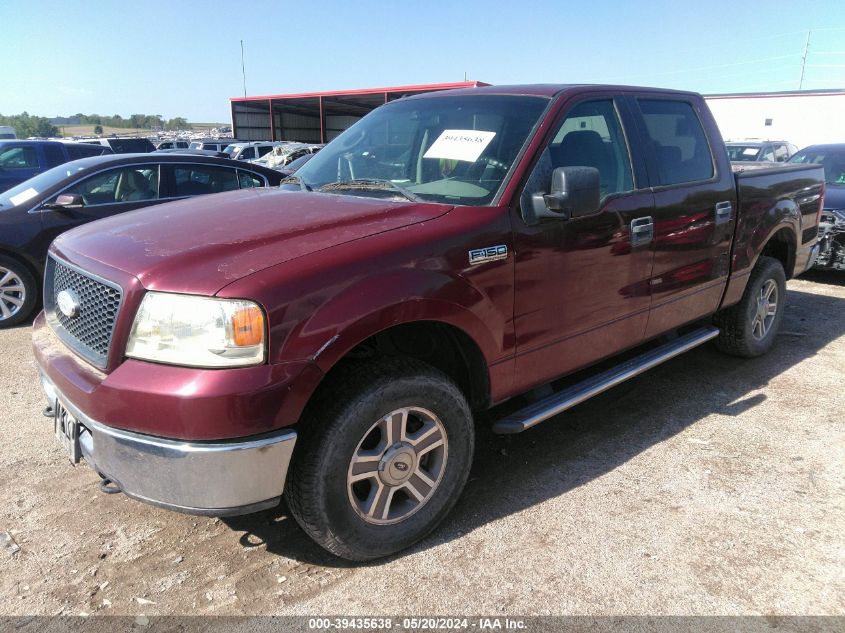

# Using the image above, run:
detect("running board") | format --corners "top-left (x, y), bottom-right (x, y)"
top-left (492, 326), bottom-right (720, 434)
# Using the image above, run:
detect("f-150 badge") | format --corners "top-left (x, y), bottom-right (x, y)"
top-left (468, 245), bottom-right (508, 265)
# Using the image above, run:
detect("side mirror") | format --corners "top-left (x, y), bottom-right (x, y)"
top-left (527, 166), bottom-right (601, 221)
top-left (43, 194), bottom-right (84, 211)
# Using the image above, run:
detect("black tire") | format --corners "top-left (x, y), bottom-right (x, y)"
top-left (286, 357), bottom-right (474, 561)
top-left (714, 255), bottom-right (786, 358)
top-left (0, 255), bottom-right (38, 329)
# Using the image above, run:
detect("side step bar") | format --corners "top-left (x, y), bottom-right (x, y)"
top-left (492, 326), bottom-right (720, 434)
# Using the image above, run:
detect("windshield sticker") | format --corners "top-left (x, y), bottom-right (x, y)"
top-left (423, 130), bottom-right (497, 162)
top-left (9, 187), bottom-right (38, 206)
top-left (742, 148), bottom-right (759, 156)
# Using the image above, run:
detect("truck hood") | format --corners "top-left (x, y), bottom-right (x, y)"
top-left (55, 188), bottom-right (453, 295)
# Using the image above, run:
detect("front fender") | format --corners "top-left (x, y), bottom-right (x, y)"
top-left (283, 266), bottom-right (505, 372)
top-left (216, 203), bottom-right (515, 411)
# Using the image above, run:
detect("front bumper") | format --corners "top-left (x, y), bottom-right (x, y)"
top-left (40, 372), bottom-right (297, 516)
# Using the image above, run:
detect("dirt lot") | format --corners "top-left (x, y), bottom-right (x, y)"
top-left (1, 273), bottom-right (843, 617)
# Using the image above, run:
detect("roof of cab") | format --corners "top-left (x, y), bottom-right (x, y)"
top-left (406, 83), bottom-right (704, 100)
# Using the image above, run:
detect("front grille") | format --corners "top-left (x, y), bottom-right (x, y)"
top-left (45, 256), bottom-right (123, 368)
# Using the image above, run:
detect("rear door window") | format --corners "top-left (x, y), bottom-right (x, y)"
top-left (172, 165), bottom-right (240, 196)
top-left (237, 170), bottom-right (265, 188)
top-left (43, 144), bottom-right (66, 168)
top-left (0, 145), bottom-right (39, 169)
top-left (760, 146), bottom-right (775, 162)
top-left (637, 99), bottom-right (714, 186)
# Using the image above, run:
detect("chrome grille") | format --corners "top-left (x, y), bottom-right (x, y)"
top-left (45, 256), bottom-right (123, 368)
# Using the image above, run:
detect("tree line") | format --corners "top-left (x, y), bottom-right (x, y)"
top-left (70, 113), bottom-right (189, 130)
top-left (0, 112), bottom-right (191, 138)
top-left (0, 112), bottom-right (59, 138)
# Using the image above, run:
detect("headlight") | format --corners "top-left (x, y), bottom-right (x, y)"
top-left (126, 292), bottom-right (266, 367)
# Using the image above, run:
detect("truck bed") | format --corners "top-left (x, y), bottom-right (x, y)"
top-left (724, 162), bottom-right (825, 306)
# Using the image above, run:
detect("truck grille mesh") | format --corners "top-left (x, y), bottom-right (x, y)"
top-left (45, 257), bottom-right (122, 368)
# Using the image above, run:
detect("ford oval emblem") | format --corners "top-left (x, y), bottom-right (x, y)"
top-left (56, 290), bottom-right (81, 319)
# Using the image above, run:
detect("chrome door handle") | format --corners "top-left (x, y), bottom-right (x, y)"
top-left (630, 216), bottom-right (654, 247)
top-left (715, 201), bottom-right (733, 225)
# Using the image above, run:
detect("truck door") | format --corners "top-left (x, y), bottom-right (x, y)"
top-left (627, 96), bottom-right (736, 338)
top-left (510, 96), bottom-right (656, 393)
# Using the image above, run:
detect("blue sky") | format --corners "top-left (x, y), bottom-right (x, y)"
top-left (1, 0), bottom-right (844, 122)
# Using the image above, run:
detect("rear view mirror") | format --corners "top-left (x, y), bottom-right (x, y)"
top-left (43, 194), bottom-right (84, 210)
top-left (526, 166), bottom-right (600, 221)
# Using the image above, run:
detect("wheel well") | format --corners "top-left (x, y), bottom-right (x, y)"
top-left (325, 321), bottom-right (491, 411)
top-left (761, 228), bottom-right (796, 278)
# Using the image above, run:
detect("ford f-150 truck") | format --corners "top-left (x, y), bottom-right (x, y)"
top-left (32, 85), bottom-right (825, 561)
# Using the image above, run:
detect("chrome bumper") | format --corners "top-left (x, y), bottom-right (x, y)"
top-left (40, 373), bottom-right (296, 516)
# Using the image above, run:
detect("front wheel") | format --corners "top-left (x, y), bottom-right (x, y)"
top-left (286, 358), bottom-right (474, 561)
top-left (0, 255), bottom-right (37, 328)
top-left (714, 255), bottom-right (786, 358)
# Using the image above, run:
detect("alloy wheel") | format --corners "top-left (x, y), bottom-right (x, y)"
top-left (347, 406), bottom-right (448, 525)
top-left (0, 267), bottom-right (26, 321)
top-left (751, 279), bottom-right (778, 340)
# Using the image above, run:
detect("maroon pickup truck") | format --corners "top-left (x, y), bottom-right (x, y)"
top-left (33, 85), bottom-right (824, 561)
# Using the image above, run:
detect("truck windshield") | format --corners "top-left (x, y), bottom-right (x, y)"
top-left (290, 94), bottom-right (549, 206)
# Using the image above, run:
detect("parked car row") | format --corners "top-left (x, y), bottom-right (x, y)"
top-left (0, 140), bottom-right (111, 192)
top-left (0, 153), bottom-right (283, 325)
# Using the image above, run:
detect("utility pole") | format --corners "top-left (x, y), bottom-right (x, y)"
top-left (799, 30), bottom-right (811, 90)
top-left (240, 39), bottom-right (247, 98)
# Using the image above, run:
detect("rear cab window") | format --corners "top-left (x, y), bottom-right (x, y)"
top-left (637, 99), bottom-right (714, 186)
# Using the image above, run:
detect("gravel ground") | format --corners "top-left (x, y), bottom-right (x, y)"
top-left (1, 273), bottom-right (843, 617)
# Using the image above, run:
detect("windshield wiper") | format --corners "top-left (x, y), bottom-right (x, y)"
top-left (318, 179), bottom-right (420, 202)
top-left (280, 175), bottom-right (312, 191)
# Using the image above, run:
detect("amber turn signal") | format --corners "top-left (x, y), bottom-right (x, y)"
top-left (231, 306), bottom-right (265, 347)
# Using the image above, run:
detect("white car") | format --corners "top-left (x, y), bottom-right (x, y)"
top-left (223, 141), bottom-right (284, 162)
top-left (259, 143), bottom-right (323, 170)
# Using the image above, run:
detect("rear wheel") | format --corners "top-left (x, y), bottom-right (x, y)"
top-left (714, 255), bottom-right (786, 357)
top-left (0, 255), bottom-right (37, 328)
top-left (286, 357), bottom-right (474, 561)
